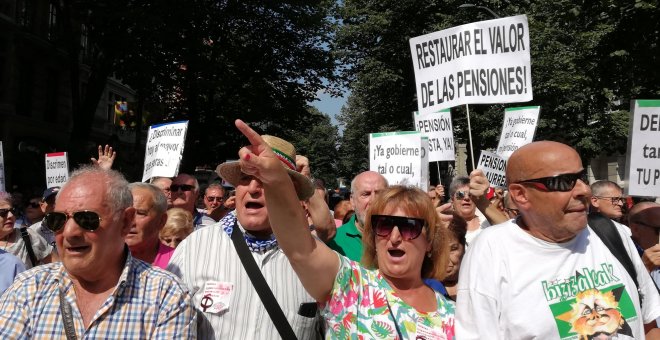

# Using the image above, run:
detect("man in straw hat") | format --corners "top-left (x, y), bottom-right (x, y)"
top-left (167, 133), bottom-right (323, 339)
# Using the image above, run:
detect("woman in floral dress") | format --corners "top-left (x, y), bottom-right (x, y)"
top-left (233, 119), bottom-right (455, 339)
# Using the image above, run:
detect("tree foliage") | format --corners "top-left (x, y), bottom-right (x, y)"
top-left (334, 0), bottom-right (659, 176)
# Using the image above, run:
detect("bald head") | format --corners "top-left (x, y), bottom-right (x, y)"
top-left (506, 141), bottom-right (591, 243)
top-left (628, 202), bottom-right (660, 249)
top-left (507, 141), bottom-right (582, 183)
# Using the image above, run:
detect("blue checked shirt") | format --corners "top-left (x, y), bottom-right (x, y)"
top-left (0, 252), bottom-right (196, 339)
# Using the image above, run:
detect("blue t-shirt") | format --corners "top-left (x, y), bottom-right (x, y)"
top-left (0, 250), bottom-right (25, 293)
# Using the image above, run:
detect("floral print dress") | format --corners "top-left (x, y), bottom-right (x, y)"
top-left (320, 255), bottom-right (455, 339)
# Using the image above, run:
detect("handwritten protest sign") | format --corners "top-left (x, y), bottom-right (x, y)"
top-left (476, 150), bottom-right (507, 188)
top-left (142, 121), bottom-right (189, 182)
top-left (45, 152), bottom-right (69, 188)
top-left (625, 100), bottom-right (660, 196)
top-left (496, 106), bottom-right (540, 160)
top-left (409, 15), bottom-right (532, 115)
top-left (0, 142), bottom-right (5, 191)
top-left (370, 131), bottom-right (425, 189)
top-left (413, 109), bottom-right (455, 161)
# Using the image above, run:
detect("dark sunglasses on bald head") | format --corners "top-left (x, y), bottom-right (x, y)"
top-left (371, 214), bottom-right (426, 240)
top-left (514, 170), bottom-right (588, 192)
top-left (44, 211), bottom-right (102, 232)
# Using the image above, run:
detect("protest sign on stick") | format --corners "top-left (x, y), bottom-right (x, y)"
top-left (369, 131), bottom-right (426, 189)
top-left (496, 106), bottom-right (540, 160)
top-left (0, 142), bottom-right (5, 191)
top-left (45, 152), bottom-right (69, 188)
top-left (476, 150), bottom-right (507, 188)
top-left (413, 109), bottom-right (455, 161)
top-left (409, 14), bottom-right (533, 115)
top-left (142, 121), bottom-right (189, 182)
top-left (625, 100), bottom-right (660, 196)
top-left (420, 137), bottom-right (429, 191)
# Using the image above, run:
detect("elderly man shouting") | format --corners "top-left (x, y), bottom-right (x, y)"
top-left (0, 166), bottom-right (196, 338)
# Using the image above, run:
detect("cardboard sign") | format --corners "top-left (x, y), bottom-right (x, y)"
top-left (476, 150), bottom-right (507, 188)
top-left (142, 121), bottom-right (189, 182)
top-left (45, 152), bottom-right (69, 188)
top-left (369, 131), bottom-right (426, 189)
top-left (409, 15), bottom-right (532, 114)
top-left (496, 106), bottom-right (540, 160)
top-left (625, 100), bottom-right (660, 196)
top-left (413, 109), bottom-right (455, 161)
top-left (0, 142), bottom-right (5, 191)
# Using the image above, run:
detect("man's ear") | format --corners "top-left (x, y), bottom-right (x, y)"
top-left (590, 196), bottom-right (600, 208)
top-left (120, 207), bottom-right (136, 237)
top-left (508, 184), bottom-right (529, 208)
top-left (157, 212), bottom-right (168, 231)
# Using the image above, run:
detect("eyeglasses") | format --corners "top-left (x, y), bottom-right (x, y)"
top-left (454, 190), bottom-right (469, 200)
top-left (0, 208), bottom-right (17, 218)
top-left (27, 202), bottom-right (41, 208)
top-left (205, 196), bottom-right (223, 202)
top-left (44, 211), bottom-right (102, 233)
top-left (171, 184), bottom-right (195, 192)
top-left (371, 214), bottom-right (426, 240)
top-left (514, 170), bottom-right (587, 192)
top-left (594, 196), bottom-right (625, 205)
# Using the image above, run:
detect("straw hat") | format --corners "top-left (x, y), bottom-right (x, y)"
top-left (215, 135), bottom-right (314, 200)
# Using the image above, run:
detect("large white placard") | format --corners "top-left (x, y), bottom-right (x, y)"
top-left (625, 100), bottom-right (660, 196)
top-left (409, 15), bottom-right (532, 115)
top-left (142, 121), bottom-right (189, 182)
top-left (0, 142), bottom-right (5, 191)
top-left (369, 131), bottom-right (424, 189)
top-left (476, 150), bottom-right (507, 188)
top-left (496, 106), bottom-right (540, 160)
top-left (45, 152), bottom-right (69, 188)
top-left (413, 109), bottom-right (455, 161)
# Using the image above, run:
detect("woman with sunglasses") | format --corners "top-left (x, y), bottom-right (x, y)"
top-left (0, 191), bottom-right (53, 269)
top-left (233, 120), bottom-right (455, 339)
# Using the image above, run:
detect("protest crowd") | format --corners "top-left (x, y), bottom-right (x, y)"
top-left (1, 11), bottom-right (660, 340)
top-left (0, 116), bottom-right (658, 340)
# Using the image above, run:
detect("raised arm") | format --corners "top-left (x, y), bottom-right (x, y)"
top-left (235, 120), bottom-right (339, 301)
top-left (91, 145), bottom-right (116, 170)
top-left (469, 169), bottom-right (509, 225)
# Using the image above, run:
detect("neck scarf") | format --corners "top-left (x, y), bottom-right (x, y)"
top-left (220, 212), bottom-right (278, 253)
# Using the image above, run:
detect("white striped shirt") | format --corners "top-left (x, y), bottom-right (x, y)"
top-left (167, 213), bottom-right (321, 339)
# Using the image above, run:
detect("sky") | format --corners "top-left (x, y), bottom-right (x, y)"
top-left (310, 89), bottom-right (350, 129)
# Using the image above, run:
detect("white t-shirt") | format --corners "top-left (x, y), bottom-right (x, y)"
top-left (456, 219), bottom-right (660, 340)
top-left (464, 209), bottom-right (491, 246)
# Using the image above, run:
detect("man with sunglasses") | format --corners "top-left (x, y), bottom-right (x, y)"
top-left (29, 187), bottom-right (59, 253)
top-left (171, 173), bottom-right (215, 230)
top-left (0, 166), bottom-right (196, 338)
top-left (456, 141), bottom-right (660, 339)
top-left (590, 180), bottom-right (626, 223)
top-left (202, 183), bottom-right (228, 222)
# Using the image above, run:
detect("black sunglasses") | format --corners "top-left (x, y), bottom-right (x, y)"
top-left (371, 214), bottom-right (426, 240)
top-left (514, 170), bottom-right (587, 192)
top-left (0, 208), bottom-right (17, 218)
top-left (27, 202), bottom-right (41, 208)
top-left (171, 184), bottom-right (195, 192)
top-left (44, 211), bottom-right (102, 233)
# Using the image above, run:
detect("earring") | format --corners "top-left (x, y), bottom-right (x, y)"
top-left (426, 252), bottom-right (432, 258)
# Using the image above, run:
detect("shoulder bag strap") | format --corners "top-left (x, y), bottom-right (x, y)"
top-left (19, 227), bottom-right (39, 266)
top-left (588, 212), bottom-right (642, 306)
top-left (59, 288), bottom-right (78, 340)
top-left (230, 225), bottom-right (298, 340)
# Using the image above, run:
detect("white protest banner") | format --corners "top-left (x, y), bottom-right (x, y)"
top-left (413, 109), bottom-right (455, 161)
top-left (370, 131), bottom-right (424, 189)
top-left (142, 120), bottom-right (189, 182)
top-left (476, 150), bottom-right (507, 188)
top-left (625, 100), bottom-right (660, 196)
top-left (409, 15), bottom-right (532, 115)
top-left (496, 106), bottom-right (540, 160)
top-left (0, 142), bottom-right (5, 191)
top-left (420, 137), bottom-right (429, 191)
top-left (45, 152), bottom-right (69, 188)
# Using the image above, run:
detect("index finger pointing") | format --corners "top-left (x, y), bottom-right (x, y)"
top-left (235, 119), bottom-right (265, 148)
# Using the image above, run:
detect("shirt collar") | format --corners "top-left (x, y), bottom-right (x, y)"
top-left (344, 215), bottom-right (362, 238)
top-left (56, 246), bottom-right (133, 297)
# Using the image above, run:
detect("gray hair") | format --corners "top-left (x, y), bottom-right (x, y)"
top-left (128, 182), bottom-right (168, 214)
top-left (0, 191), bottom-right (12, 205)
top-left (449, 176), bottom-right (470, 198)
top-left (60, 165), bottom-right (133, 216)
top-left (350, 171), bottom-right (388, 195)
top-left (175, 173), bottom-right (199, 192)
top-left (590, 180), bottom-right (622, 196)
top-left (205, 183), bottom-right (225, 196)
